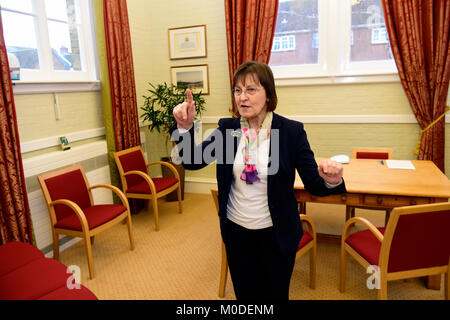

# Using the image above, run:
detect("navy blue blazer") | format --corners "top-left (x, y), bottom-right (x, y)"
top-left (170, 112), bottom-right (347, 256)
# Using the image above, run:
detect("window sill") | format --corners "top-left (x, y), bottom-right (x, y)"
top-left (12, 81), bottom-right (101, 95)
top-left (275, 73), bottom-right (400, 86)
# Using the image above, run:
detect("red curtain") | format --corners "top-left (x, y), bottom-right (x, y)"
top-left (0, 17), bottom-right (33, 244)
top-left (103, 0), bottom-right (141, 151)
top-left (225, 0), bottom-right (279, 116)
top-left (381, 0), bottom-right (450, 173)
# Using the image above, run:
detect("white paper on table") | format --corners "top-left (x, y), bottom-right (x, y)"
top-left (385, 160), bottom-right (416, 170)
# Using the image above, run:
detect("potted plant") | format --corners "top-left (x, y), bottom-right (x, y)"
top-left (141, 82), bottom-right (206, 200)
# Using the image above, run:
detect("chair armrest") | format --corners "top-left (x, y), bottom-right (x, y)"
top-left (89, 184), bottom-right (130, 212)
top-left (300, 214), bottom-right (316, 240)
top-left (147, 161), bottom-right (181, 181)
top-left (50, 199), bottom-right (89, 233)
top-left (123, 170), bottom-right (156, 193)
top-left (342, 216), bottom-right (384, 243)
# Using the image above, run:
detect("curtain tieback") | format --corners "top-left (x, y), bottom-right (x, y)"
top-left (414, 106), bottom-right (450, 155)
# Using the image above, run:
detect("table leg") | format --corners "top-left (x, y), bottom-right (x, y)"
top-left (298, 201), bottom-right (306, 214)
top-left (345, 206), bottom-right (352, 221)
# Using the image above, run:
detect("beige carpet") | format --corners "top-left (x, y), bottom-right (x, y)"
top-left (58, 193), bottom-right (446, 300)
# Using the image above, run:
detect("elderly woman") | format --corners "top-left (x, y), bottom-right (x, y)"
top-left (170, 61), bottom-right (346, 300)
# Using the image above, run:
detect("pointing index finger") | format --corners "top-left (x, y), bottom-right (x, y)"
top-left (186, 88), bottom-right (194, 105)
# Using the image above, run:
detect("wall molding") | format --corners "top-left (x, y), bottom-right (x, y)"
top-left (21, 127), bottom-right (105, 154)
top-left (21, 113), bottom-right (449, 155)
top-left (185, 177), bottom-right (218, 194)
top-left (200, 114), bottom-right (450, 124)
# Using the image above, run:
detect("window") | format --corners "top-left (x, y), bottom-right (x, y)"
top-left (371, 27), bottom-right (388, 44)
top-left (270, 0), bottom-right (397, 83)
top-left (272, 35), bottom-right (296, 52)
top-left (0, 0), bottom-right (98, 82)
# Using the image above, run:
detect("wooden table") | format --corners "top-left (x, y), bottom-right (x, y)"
top-left (294, 159), bottom-right (450, 290)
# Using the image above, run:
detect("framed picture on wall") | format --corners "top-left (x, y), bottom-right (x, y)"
top-left (168, 25), bottom-right (207, 60)
top-left (171, 64), bottom-right (209, 95)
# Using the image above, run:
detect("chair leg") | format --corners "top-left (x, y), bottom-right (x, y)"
top-left (309, 244), bottom-right (317, 289)
top-left (52, 231), bottom-right (60, 260)
top-left (151, 197), bottom-right (160, 231)
top-left (90, 236), bottom-right (95, 245)
top-left (84, 236), bottom-right (95, 279)
top-left (177, 184), bottom-right (182, 214)
top-left (339, 246), bottom-right (347, 292)
top-left (126, 215), bottom-right (135, 250)
top-left (218, 242), bottom-right (228, 298)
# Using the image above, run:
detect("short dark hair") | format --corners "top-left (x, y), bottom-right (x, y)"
top-left (232, 61), bottom-right (278, 112)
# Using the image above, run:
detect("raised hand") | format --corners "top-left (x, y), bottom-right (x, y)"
top-left (318, 159), bottom-right (343, 185)
top-left (173, 88), bottom-right (196, 130)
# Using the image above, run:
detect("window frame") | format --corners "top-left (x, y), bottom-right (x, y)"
top-left (1, 0), bottom-right (98, 84)
top-left (271, 0), bottom-right (398, 85)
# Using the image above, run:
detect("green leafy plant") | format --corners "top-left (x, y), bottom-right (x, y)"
top-left (140, 82), bottom-right (206, 156)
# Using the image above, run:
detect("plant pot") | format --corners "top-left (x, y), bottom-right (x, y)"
top-left (161, 157), bottom-right (185, 201)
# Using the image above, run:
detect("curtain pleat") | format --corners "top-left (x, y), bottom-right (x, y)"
top-left (381, 0), bottom-right (450, 172)
top-left (0, 15), bottom-right (33, 244)
top-left (103, 0), bottom-right (141, 151)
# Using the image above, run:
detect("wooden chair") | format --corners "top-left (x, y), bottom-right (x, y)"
top-left (340, 202), bottom-right (450, 300)
top-left (37, 164), bottom-right (135, 279)
top-left (211, 189), bottom-right (317, 298)
top-left (113, 146), bottom-right (182, 231)
top-left (347, 147), bottom-right (394, 225)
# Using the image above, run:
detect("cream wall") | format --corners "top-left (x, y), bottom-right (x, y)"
top-left (16, 91), bottom-right (103, 146)
top-left (127, 0), bottom-right (232, 177)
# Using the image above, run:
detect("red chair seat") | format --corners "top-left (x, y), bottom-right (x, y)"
top-left (126, 177), bottom-right (178, 194)
top-left (37, 285), bottom-right (98, 300)
top-left (0, 258), bottom-right (69, 300)
top-left (54, 204), bottom-right (126, 231)
top-left (297, 230), bottom-right (313, 251)
top-left (0, 242), bottom-right (44, 277)
top-left (345, 227), bottom-right (386, 266)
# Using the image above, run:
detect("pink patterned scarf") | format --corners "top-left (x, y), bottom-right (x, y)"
top-left (239, 112), bottom-right (273, 184)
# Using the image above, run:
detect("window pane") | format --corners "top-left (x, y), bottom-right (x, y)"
top-left (45, 0), bottom-right (80, 23)
top-left (351, 0), bottom-right (393, 62)
top-left (0, 0), bottom-right (33, 13)
top-left (270, 0), bottom-right (318, 66)
top-left (1, 11), bottom-right (39, 70)
top-left (48, 20), bottom-right (82, 71)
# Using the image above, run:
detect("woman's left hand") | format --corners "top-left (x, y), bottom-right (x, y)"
top-left (318, 159), bottom-right (343, 185)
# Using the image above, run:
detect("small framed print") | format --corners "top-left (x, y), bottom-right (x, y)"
top-left (171, 64), bottom-right (209, 95)
top-left (168, 25), bottom-right (207, 60)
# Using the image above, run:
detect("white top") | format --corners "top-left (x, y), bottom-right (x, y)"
top-left (226, 132), bottom-right (273, 230)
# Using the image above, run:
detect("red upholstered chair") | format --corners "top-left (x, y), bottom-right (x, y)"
top-left (113, 146), bottom-right (182, 231)
top-left (347, 147), bottom-right (394, 226)
top-left (37, 164), bottom-right (135, 279)
top-left (340, 202), bottom-right (450, 300)
top-left (211, 189), bottom-right (317, 298)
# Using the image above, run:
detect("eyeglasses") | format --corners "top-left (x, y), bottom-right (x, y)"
top-left (232, 86), bottom-right (261, 97)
